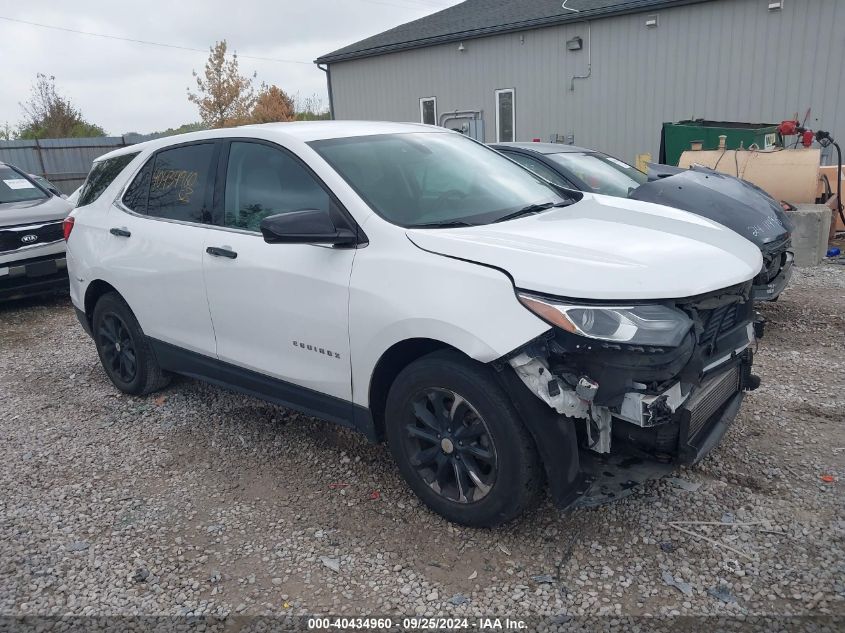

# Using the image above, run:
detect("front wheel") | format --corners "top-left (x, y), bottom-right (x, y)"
top-left (92, 292), bottom-right (170, 396)
top-left (385, 351), bottom-right (544, 527)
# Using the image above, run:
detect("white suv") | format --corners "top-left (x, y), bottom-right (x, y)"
top-left (66, 122), bottom-right (762, 526)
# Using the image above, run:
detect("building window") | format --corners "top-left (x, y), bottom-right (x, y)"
top-left (495, 88), bottom-right (515, 142)
top-left (419, 97), bottom-right (437, 126)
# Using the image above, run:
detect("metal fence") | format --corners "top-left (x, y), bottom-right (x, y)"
top-left (0, 133), bottom-right (160, 195)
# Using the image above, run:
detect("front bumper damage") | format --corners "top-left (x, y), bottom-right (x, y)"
top-left (752, 239), bottom-right (793, 301)
top-left (499, 282), bottom-right (761, 507)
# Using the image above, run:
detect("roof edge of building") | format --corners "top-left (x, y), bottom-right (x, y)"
top-left (315, 0), bottom-right (712, 65)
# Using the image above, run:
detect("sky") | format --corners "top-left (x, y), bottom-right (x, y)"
top-left (0, 0), bottom-right (461, 135)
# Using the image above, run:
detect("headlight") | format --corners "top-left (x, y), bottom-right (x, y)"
top-left (517, 292), bottom-right (692, 347)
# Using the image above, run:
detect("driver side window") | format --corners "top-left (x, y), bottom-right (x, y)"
top-left (224, 142), bottom-right (330, 232)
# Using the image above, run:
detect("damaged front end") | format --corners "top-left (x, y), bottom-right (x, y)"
top-left (633, 165), bottom-right (794, 301)
top-left (753, 236), bottom-right (793, 301)
top-left (503, 282), bottom-right (760, 475)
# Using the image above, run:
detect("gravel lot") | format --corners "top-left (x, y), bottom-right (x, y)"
top-left (1, 265), bottom-right (843, 623)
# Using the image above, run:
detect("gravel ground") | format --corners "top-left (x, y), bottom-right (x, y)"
top-left (1, 265), bottom-right (843, 622)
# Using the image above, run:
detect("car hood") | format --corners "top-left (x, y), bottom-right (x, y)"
top-left (406, 193), bottom-right (762, 300)
top-left (0, 195), bottom-right (73, 226)
top-left (632, 165), bottom-right (792, 247)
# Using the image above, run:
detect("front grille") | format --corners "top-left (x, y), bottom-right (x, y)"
top-left (700, 303), bottom-right (739, 344)
top-left (0, 221), bottom-right (64, 253)
top-left (684, 365), bottom-right (741, 439)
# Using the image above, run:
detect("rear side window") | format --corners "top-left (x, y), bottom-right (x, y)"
top-left (123, 144), bottom-right (215, 223)
top-left (123, 160), bottom-right (153, 213)
top-left (77, 153), bottom-right (138, 207)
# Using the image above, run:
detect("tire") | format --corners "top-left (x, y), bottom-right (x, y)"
top-left (92, 292), bottom-right (170, 396)
top-left (384, 350), bottom-right (544, 527)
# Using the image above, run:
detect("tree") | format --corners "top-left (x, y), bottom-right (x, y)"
top-left (18, 74), bottom-right (105, 139)
top-left (0, 122), bottom-right (14, 140)
top-left (294, 93), bottom-right (331, 121)
top-left (250, 84), bottom-right (295, 124)
top-left (124, 122), bottom-right (206, 138)
top-left (187, 40), bottom-right (255, 128)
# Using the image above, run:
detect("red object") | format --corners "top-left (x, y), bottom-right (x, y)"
top-left (329, 482), bottom-right (349, 489)
top-left (777, 120), bottom-right (800, 136)
top-left (777, 120), bottom-right (816, 147)
top-left (369, 490), bottom-right (381, 500)
top-left (62, 216), bottom-right (75, 240)
top-left (801, 130), bottom-right (815, 148)
top-left (820, 475), bottom-right (835, 483)
top-left (532, 138), bottom-right (541, 142)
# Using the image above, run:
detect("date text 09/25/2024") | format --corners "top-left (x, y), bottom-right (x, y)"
top-left (307, 617), bottom-right (528, 630)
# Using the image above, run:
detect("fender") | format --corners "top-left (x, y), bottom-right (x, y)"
top-left (348, 242), bottom-right (549, 408)
top-left (495, 365), bottom-right (587, 508)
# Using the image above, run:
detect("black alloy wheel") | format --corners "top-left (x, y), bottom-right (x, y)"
top-left (98, 313), bottom-right (137, 383)
top-left (385, 350), bottom-right (544, 527)
top-left (92, 291), bottom-right (170, 396)
top-left (403, 387), bottom-right (497, 504)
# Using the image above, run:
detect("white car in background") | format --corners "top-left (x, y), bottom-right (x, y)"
top-left (64, 122), bottom-right (762, 526)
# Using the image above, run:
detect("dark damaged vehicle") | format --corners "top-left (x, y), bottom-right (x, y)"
top-left (0, 162), bottom-right (73, 300)
top-left (492, 142), bottom-right (794, 301)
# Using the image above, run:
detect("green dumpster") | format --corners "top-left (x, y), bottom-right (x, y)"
top-left (659, 120), bottom-right (779, 166)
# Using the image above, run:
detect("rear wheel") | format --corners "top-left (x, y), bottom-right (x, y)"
top-left (92, 292), bottom-right (169, 395)
top-left (385, 351), bottom-right (543, 526)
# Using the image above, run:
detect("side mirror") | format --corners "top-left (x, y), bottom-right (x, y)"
top-left (259, 209), bottom-right (357, 246)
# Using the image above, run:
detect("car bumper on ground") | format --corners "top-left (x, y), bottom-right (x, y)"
top-left (752, 251), bottom-right (793, 301)
top-left (0, 254), bottom-right (68, 301)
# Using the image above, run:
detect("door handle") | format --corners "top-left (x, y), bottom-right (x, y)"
top-left (109, 227), bottom-right (131, 238)
top-left (206, 246), bottom-right (238, 259)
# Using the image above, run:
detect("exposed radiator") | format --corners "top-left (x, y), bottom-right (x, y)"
top-left (684, 365), bottom-right (741, 439)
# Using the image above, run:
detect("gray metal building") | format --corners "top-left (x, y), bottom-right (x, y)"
top-left (316, 0), bottom-right (845, 164)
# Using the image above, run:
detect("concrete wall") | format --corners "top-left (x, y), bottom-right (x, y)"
top-left (327, 0), bottom-right (845, 165)
top-left (791, 204), bottom-right (833, 267)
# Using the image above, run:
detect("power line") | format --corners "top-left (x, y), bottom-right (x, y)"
top-left (0, 15), bottom-right (313, 65)
top-left (0, 2), bottom-right (457, 64)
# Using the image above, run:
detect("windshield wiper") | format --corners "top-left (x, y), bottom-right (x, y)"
top-left (407, 220), bottom-right (475, 228)
top-left (493, 200), bottom-right (569, 223)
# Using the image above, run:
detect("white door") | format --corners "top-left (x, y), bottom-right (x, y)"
top-left (202, 140), bottom-right (355, 401)
top-left (106, 141), bottom-right (219, 356)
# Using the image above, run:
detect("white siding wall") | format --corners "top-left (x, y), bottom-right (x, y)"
top-left (327, 0), bottom-right (845, 163)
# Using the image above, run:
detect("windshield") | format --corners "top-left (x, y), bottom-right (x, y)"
top-left (31, 175), bottom-right (58, 191)
top-left (547, 152), bottom-right (647, 197)
top-left (310, 132), bottom-right (565, 227)
top-left (0, 166), bottom-right (48, 204)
